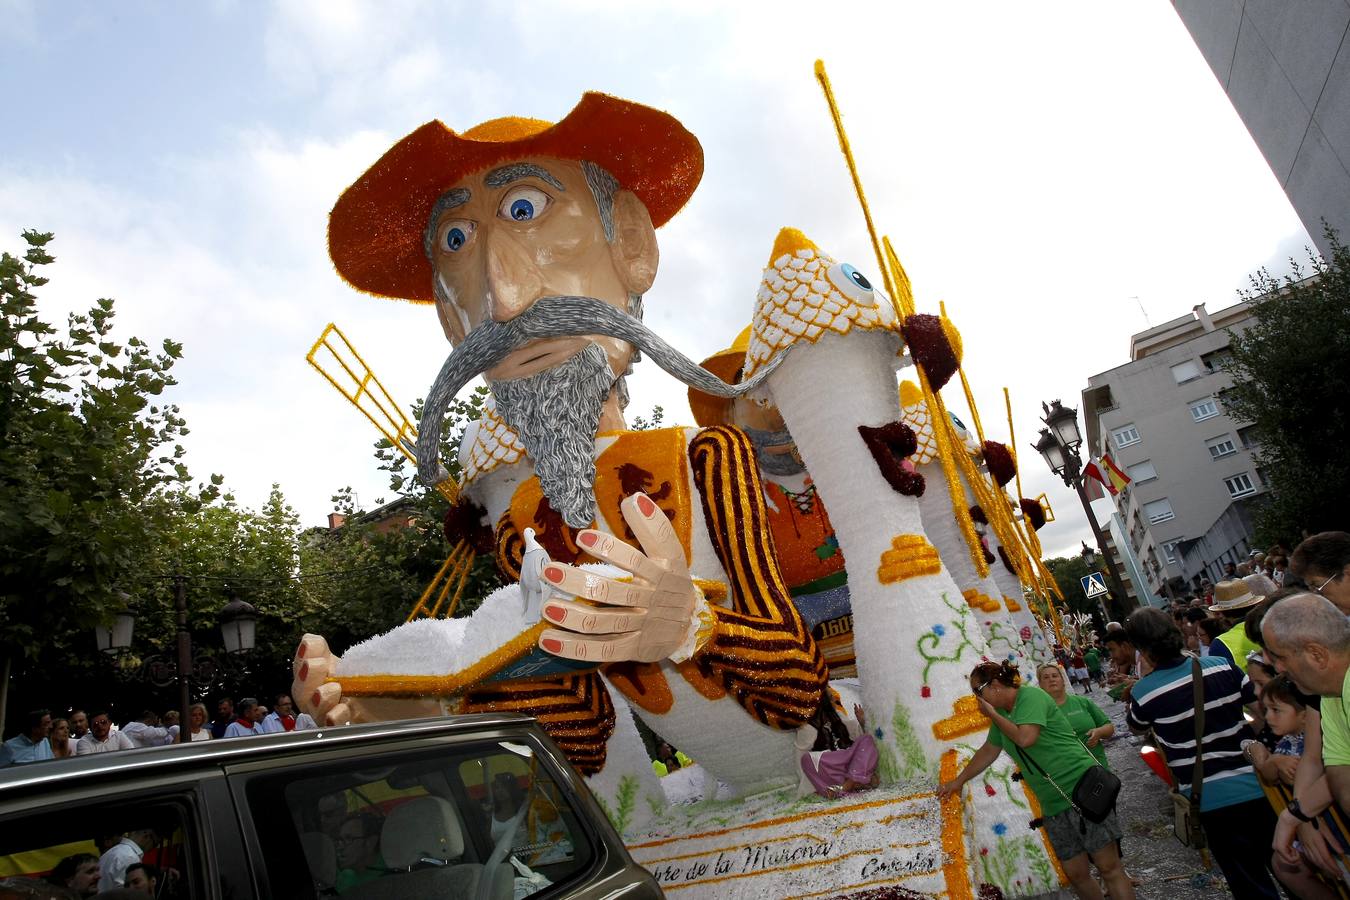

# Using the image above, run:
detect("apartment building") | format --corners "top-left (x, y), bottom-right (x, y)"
top-left (1082, 301), bottom-right (1264, 594)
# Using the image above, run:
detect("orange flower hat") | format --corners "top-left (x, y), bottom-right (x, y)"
top-left (328, 91), bottom-right (705, 303)
top-left (687, 326), bottom-right (752, 428)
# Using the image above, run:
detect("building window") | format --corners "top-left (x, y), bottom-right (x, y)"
top-left (1143, 498), bottom-right (1175, 524)
top-left (1163, 541), bottom-right (1178, 563)
top-left (1171, 359), bottom-right (1204, 383)
top-left (1225, 472), bottom-right (1257, 498)
top-left (1126, 460), bottom-right (1158, 483)
top-left (1202, 348), bottom-right (1233, 372)
top-left (1111, 424), bottom-right (1141, 449)
top-left (1239, 425), bottom-right (1260, 449)
top-left (1189, 397), bottom-right (1220, 422)
top-left (1206, 435), bottom-right (1237, 459)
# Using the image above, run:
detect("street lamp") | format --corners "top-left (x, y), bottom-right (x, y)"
top-left (1033, 399), bottom-right (1136, 618)
top-left (1080, 541), bottom-right (1096, 569)
top-left (95, 592), bottom-right (137, 655)
top-left (219, 596), bottom-right (258, 655)
top-left (94, 579), bottom-right (258, 741)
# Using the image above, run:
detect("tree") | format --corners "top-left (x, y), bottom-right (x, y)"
top-left (1224, 226), bottom-right (1350, 546)
top-left (298, 386), bottom-right (503, 652)
top-left (1043, 556), bottom-right (1108, 635)
top-left (0, 231), bottom-right (211, 729)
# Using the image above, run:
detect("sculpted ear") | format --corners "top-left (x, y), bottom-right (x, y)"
top-left (610, 190), bottom-right (659, 295)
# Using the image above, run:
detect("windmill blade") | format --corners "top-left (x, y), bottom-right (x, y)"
top-left (306, 322), bottom-right (458, 505)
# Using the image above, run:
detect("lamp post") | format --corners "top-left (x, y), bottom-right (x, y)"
top-left (95, 580), bottom-right (258, 742)
top-left (1033, 399), bottom-right (1135, 619)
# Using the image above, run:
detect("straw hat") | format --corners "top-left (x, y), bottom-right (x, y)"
top-left (329, 92), bottom-right (704, 303)
top-left (1210, 579), bottom-right (1261, 612)
top-left (687, 326), bottom-right (752, 427)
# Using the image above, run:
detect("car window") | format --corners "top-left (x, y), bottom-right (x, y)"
top-left (244, 739), bottom-right (594, 900)
top-left (0, 795), bottom-right (199, 898)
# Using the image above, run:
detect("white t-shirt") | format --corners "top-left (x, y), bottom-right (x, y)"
top-left (97, 837), bottom-right (142, 891)
top-left (190, 727), bottom-right (212, 741)
top-left (76, 731), bottom-right (136, 755)
top-left (122, 721), bottom-right (170, 748)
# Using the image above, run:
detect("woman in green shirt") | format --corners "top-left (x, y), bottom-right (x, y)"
top-left (1037, 662), bottom-right (1114, 768)
top-left (938, 661), bottom-right (1133, 900)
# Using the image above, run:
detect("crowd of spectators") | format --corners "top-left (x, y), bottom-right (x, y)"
top-left (1102, 529), bottom-right (1350, 899)
top-left (0, 692), bottom-right (317, 769)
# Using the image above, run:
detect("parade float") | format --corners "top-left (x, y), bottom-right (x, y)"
top-left (295, 63), bottom-right (1073, 899)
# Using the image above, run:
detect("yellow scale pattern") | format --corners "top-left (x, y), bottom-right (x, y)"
top-left (743, 231), bottom-right (898, 382)
top-left (877, 535), bottom-right (942, 584)
top-left (460, 397), bottom-right (527, 486)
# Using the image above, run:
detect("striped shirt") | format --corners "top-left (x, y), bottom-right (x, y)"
top-left (1126, 655), bottom-right (1264, 812)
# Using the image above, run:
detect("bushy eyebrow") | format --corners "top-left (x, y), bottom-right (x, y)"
top-left (424, 188), bottom-right (472, 259)
top-left (484, 163), bottom-right (565, 191)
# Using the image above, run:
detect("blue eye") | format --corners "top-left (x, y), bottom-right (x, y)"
top-left (498, 186), bottom-right (550, 223)
top-left (842, 263), bottom-right (872, 291)
top-left (440, 219), bottom-right (474, 253)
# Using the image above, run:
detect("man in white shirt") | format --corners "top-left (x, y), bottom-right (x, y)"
top-left (257, 694), bottom-right (318, 733)
top-left (76, 710), bottom-right (136, 755)
top-left (223, 698), bottom-right (261, 738)
top-left (97, 828), bottom-right (157, 892)
top-left (120, 711), bottom-right (171, 749)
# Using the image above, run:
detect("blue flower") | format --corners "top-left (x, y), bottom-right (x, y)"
top-left (931, 624), bottom-right (946, 637)
top-left (992, 823), bottom-right (1008, 836)
top-left (873, 726), bottom-right (884, 741)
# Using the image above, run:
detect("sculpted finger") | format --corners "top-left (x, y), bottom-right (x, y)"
top-left (325, 701), bottom-right (353, 727)
top-left (310, 683), bottom-right (342, 719)
top-left (542, 598), bottom-right (648, 634)
top-left (621, 493), bottom-right (687, 573)
top-left (575, 529), bottom-right (665, 582)
top-left (295, 634), bottom-right (331, 669)
top-left (542, 563), bottom-right (653, 607)
top-left (538, 630), bottom-right (641, 663)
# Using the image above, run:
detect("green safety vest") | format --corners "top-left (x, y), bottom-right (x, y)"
top-left (1216, 623), bottom-right (1260, 672)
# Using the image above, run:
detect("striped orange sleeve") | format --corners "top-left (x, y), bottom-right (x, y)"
top-left (688, 425), bottom-right (828, 729)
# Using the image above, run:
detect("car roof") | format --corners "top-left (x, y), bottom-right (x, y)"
top-left (0, 713), bottom-right (536, 794)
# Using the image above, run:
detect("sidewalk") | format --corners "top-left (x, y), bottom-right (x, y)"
top-left (1084, 684), bottom-right (1227, 898)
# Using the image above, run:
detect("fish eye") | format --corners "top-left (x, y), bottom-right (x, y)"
top-left (826, 262), bottom-right (877, 305)
top-left (439, 219), bottom-right (475, 253)
top-left (498, 186), bottom-right (551, 222)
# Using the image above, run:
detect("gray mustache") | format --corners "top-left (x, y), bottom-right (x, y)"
top-left (416, 295), bottom-right (786, 487)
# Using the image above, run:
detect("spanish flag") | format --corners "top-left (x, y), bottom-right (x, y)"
top-left (1100, 454), bottom-right (1131, 495)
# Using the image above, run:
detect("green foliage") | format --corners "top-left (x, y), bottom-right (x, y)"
top-left (1223, 226), bottom-right (1350, 546)
top-left (629, 405), bottom-right (665, 431)
top-left (0, 230), bottom-right (211, 664)
top-left (298, 385), bottom-right (503, 650)
top-left (1043, 556), bottom-right (1093, 614)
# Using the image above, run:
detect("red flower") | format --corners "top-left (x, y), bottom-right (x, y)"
top-left (980, 847), bottom-right (989, 856)
top-left (921, 685), bottom-right (932, 698)
top-left (985, 784), bottom-right (997, 796)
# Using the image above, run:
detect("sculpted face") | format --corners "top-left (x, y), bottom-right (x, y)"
top-left (428, 156), bottom-right (657, 383)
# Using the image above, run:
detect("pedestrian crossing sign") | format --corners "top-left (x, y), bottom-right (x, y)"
top-left (1081, 571), bottom-right (1109, 599)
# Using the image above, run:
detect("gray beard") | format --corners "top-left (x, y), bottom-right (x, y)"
top-left (415, 294), bottom-right (788, 504)
top-left (490, 343), bottom-right (615, 529)
top-left (742, 425), bottom-right (806, 477)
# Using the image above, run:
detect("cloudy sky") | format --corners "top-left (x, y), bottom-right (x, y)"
top-left (0, 1), bottom-right (1309, 569)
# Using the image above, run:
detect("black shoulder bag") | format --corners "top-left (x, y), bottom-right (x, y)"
top-left (1156, 657), bottom-right (1207, 848)
top-left (1012, 722), bottom-right (1122, 827)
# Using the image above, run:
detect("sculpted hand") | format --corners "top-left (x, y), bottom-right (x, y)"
top-left (538, 493), bottom-right (707, 664)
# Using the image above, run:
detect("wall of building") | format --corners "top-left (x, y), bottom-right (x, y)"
top-left (1082, 303), bottom-right (1265, 596)
top-left (1172, 0), bottom-right (1350, 259)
